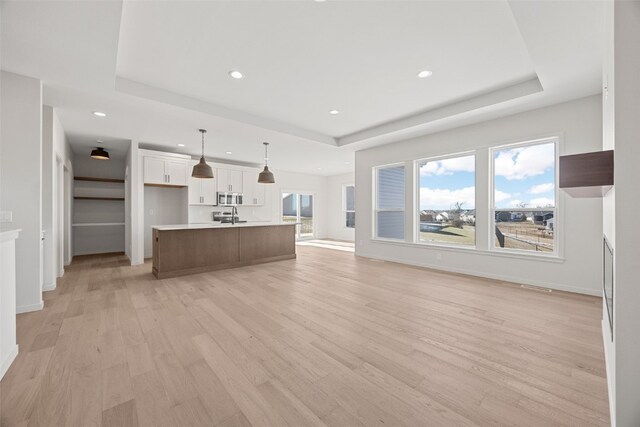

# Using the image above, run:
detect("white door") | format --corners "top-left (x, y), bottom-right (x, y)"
top-left (166, 161), bottom-right (188, 186)
top-left (282, 192), bottom-right (314, 239)
top-left (144, 157), bottom-right (166, 185)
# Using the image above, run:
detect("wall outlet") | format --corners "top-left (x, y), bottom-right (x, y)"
top-left (0, 211), bottom-right (12, 223)
top-left (436, 253), bottom-right (442, 261)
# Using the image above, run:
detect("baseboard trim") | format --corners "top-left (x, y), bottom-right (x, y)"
top-left (0, 345), bottom-right (19, 380)
top-left (602, 319), bottom-right (616, 427)
top-left (355, 251), bottom-right (601, 297)
top-left (16, 301), bottom-right (44, 314)
top-left (43, 281), bottom-right (57, 292)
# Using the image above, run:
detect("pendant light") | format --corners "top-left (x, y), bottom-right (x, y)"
top-left (258, 142), bottom-right (275, 183)
top-left (192, 129), bottom-right (214, 179)
top-left (90, 147), bottom-right (110, 160)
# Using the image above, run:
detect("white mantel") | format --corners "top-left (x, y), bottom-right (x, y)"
top-left (0, 228), bottom-right (20, 380)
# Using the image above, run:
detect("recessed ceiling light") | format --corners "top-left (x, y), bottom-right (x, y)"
top-left (315, 0), bottom-right (327, 2)
top-left (96, 140), bottom-right (103, 144)
top-left (177, 143), bottom-right (185, 147)
top-left (225, 151), bottom-right (232, 155)
top-left (417, 70), bottom-right (433, 78)
top-left (229, 70), bottom-right (243, 79)
top-left (329, 109), bottom-right (339, 115)
top-left (92, 111), bottom-right (107, 117)
top-left (317, 167), bottom-right (322, 170)
top-left (345, 161), bottom-right (350, 165)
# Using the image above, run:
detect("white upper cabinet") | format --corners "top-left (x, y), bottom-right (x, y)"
top-left (242, 171), bottom-right (265, 206)
top-left (144, 155), bottom-right (189, 187)
top-left (165, 160), bottom-right (188, 186)
top-left (143, 157), bottom-right (166, 185)
top-left (216, 168), bottom-right (243, 193)
top-left (188, 164), bottom-right (217, 205)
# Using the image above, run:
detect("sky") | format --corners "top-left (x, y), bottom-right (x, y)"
top-left (419, 142), bottom-right (555, 211)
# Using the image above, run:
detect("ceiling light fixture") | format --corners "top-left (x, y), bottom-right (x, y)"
top-left (225, 151), bottom-right (232, 155)
top-left (191, 129), bottom-right (214, 179)
top-left (258, 142), bottom-right (275, 184)
top-left (92, 111), bottom-right (107, 117)
top-left (229, 70), bottom-right (243, 79)
top-left (96, 140), bottom-right (103, 144)
top-left (90, 147), bottom-right (110, 160)
top-left (417, 70), bottom-right (433, 78)
top-left (177, 143), bottom-right (185, 147)
top-left (329, 109), bottom-right (339, 115)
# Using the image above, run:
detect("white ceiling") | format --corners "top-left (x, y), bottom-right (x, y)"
top-left (0, 0), bottom-right (604, 176)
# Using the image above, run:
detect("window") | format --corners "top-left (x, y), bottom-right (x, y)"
top-left (375, 165), bottom-right (405, 240)
top-left (417, 154), bottom-right (476, 247)
top-left (344, 185), bottom-right (355, 228)
top-left (492, 139), bottom-right (557, 253)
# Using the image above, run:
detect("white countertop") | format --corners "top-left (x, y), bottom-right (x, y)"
top-left (0, 228), bottom-right (21, 242)
top-left (153, 222), bottom-right (297, 231)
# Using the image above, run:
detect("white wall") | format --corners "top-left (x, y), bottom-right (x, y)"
top-left (41, 107), bottom-right (54, 289)
top-left (327, 172), bottom-right (355, 241)
top-left (0, 71), bottom-right (43, 313)
top-left (355, 95), bottom-right (603, 296)
top-left (42, 106), bottom-right (73, 291)
top-left (602, 2), bottom-right (640, 426)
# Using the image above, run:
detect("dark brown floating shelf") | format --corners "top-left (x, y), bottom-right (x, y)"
top-left (559, 150), bottom-right (613, 198)
top-left (74, 196), bottom-right (125, 201)
top-left (74, 176), bottom-right (125, 183)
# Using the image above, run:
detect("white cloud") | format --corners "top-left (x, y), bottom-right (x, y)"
top-left (420, 155), bottom-right (475, 176)
top-left (495, 189), bottom-right (511, 202)
top-left (420, 186), bottom-right (475, 210)
top-left (529, 197), bottom-right (555, 208)
top-left (494, 143), bottom-right (555, 180)
top-left (529, 182), bottom-right (554, 194)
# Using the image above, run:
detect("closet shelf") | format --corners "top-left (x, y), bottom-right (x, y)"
top-left (72, 223), bottom-right (125, 227)
top-left (74, 176), bottom-right (125, 183)
top-left (74, 196), bottom-right (125, 201)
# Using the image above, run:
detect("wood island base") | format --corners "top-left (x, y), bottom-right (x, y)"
top-left (152, 223), bottom-right (296, 279)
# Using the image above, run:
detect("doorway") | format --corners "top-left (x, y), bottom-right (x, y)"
top-left (281, 192), bottom-right (314, 239)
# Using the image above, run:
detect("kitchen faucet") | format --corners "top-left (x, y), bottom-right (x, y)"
top-left (231, 205), bottom-right (238, 225)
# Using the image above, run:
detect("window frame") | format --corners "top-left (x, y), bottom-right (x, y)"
top-left (343, 184), bottom-right (355, 229)
top-left (414, 151), bottom-right (478, 249)
top-left (373, 163), bottom-right (406, 242)
top-left (489, 137), bottom-right (560, 258)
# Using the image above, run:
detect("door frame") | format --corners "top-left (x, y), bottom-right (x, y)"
top-left (280, 190), bottom-right (316, 240)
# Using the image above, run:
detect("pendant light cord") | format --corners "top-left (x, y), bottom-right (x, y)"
top-left (199, 129), bottom-right (207, 158)
top-left (264, 142), bottom-right (269, 166)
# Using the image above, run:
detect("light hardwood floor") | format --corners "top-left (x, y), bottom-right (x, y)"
top-left (0, 246), bottom-right (609, 426)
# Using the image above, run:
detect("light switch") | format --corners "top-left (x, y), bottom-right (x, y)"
top-left (0, 211), bottom-right (12, 223)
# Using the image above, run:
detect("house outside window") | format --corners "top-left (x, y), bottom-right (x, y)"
top-left (417, 153), bottom-right (476, 247)
top-left (492, 138), bottom-right (557, 254)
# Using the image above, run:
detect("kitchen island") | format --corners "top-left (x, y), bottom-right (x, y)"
top-left (152, 222), bottom-right (296, 279)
